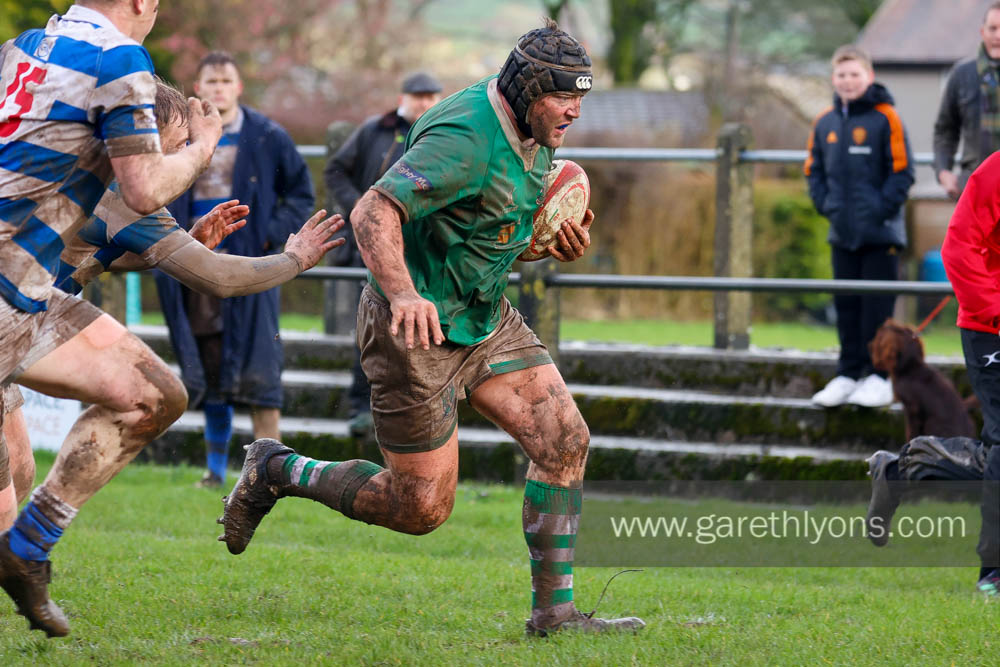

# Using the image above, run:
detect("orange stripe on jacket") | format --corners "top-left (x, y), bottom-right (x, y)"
top-left (875, 103), bottom-right (908, 173)
top-left (803, 106), bottom-right (833, 176)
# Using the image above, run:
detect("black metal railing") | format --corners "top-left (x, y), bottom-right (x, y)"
top-left (296, 124), bottom-right (948, 355)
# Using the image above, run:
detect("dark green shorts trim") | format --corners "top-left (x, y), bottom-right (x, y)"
top-left (377, 419), bottom-right (457, 455)
top-left (488, 352), bottom-right (552, 375)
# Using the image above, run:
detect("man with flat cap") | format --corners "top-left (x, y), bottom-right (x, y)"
top-left (220, 20), bottom-right (645, 636)
top-left (323, 72), bottom-right (444, 436)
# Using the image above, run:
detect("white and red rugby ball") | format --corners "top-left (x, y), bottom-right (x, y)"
top-left (521, 159), bottom-right (591, 260)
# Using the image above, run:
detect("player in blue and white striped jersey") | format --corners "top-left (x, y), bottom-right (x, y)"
top-left (0, 1), bottom-right (223, 638)
top-left (0, 2), bottom-right (221, 311)
top-left (0, 80), bottom-right (345, 553)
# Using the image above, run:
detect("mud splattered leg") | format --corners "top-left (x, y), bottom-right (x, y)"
top-left (0, 483), bottom-right (13, 534)
top-left (470, 364), bottom-right (593, 629)
top-left (17, 315), bottom-right (187, 508)
top-left (221, 432), bottom-right (459, 554)
top-left (0, 419), bottom-right (12, 531)
top-left (269, 430), bottom-right (459, 535)
top-left (1, 315), bottom-right (186, 636)
top-left (5, 407), bottom-right (35, 505)
top-left (0, 407), bottom-right (33, 531)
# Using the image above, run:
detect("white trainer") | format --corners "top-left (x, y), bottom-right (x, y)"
top-left (847, 374), bottom-right (894, 407)
top-left (811, 376), bottom-right (858, 407)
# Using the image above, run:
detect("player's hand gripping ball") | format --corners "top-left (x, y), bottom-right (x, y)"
top-left (520, 159), bottom-right (591, 260)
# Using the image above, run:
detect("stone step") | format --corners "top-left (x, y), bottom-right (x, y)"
top-left (146, 411), bottom-right (869, 483)
top-left (132, 325), bottom-right (972, 398)
top-left (174, 365), bottom-right (911, 451)
top-left (559, 341), bottom-right (971, 398)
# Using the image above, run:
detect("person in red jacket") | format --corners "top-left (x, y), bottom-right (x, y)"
top-left (940, 150), bottom-right (1000, 595)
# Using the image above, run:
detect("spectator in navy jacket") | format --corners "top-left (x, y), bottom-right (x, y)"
top-left (805, 45), bottom-right (915, 408)
top-left (154, 52), bottom-right (315, 488)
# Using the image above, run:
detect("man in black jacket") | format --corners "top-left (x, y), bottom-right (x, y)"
top-left (805, 45), bottom-right (915, 408)
top-left (934, 1), bottom-right (1000, 198)
top-left (323, 72), bottom-right (442, 434)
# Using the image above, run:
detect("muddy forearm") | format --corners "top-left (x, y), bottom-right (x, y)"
top-left (111, 143), bottom-right (213, 215)
top-left (156, 242), bottom-right (303, 298)
top-left (107, 252), bottom-right (152, 273)
top-left (351, 190), bottom-right (416, 299)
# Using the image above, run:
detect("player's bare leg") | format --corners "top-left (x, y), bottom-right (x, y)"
top-left (218, 430), bottom-right (457, 553)
top-left (0, 314), bottom-right (187, 637)
top-left (6, 408), bottom-right (34, 505)
top-left (0, 428), bottom-right (13, 530)
top-left (470, 363), bottom-right (644, 636)
top-left (250, 406), bottom-right (281, 441)
top-left (0, 408), bottom-right (34, 530)
top-left (0, 480), bottom-right (13, 535)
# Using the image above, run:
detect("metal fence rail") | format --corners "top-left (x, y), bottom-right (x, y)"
top-left (300, 266), bottom-right (953, 296)
top-left (299, 267), bottom-right (954, 364)
top-left (296, 124), bottom-right (947, 354)
top-left (299, 145), bottom-right (936, 166)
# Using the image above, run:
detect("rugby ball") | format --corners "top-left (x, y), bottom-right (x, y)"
top-left (521, 159), bottom-right (590, 260)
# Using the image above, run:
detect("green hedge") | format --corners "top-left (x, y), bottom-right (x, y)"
top-left (753, 181), bottom-right (833, 320)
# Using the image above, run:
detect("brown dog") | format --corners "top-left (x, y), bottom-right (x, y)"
top-left (869, 319), bottom-right (976, 442)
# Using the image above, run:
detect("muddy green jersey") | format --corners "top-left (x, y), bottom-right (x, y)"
top-left (371, 75), bottom-right (553, 345)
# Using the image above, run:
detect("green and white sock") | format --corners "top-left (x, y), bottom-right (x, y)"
top-left (273, 453), bottom-right (383, 519)
top-left (523, 479), bottom-right (582, 625)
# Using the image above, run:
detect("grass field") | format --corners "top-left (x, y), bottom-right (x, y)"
top-left (1, 454), bottom-right (995, 665)
top-left (139, 312), bottom-right (968, 357)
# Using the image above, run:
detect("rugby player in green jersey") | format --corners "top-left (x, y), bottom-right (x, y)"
top-left (219, 20), bottom-right (645, 636)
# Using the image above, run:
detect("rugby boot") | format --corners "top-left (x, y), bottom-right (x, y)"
top-left (217, 439), bottom-right (293, 555)
top-left (865, 450), bottom-right (901, 547)
top-left (976, 569), bottom-right (1000, 597)
top-left (195, 471), bottom-right (224, 489)
top-left (0, 532), bottom-right (69, 637)
top-left (525, 609), bottom-right (645, 637)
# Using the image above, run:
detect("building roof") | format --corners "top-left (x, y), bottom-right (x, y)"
top-left (857, 0), bottom-right (992, 66)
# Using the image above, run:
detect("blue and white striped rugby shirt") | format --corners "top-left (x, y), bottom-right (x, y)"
top-left (0, 4), bottom-right (161, 313)
top-left (54, 182), bottom-right (190, 296)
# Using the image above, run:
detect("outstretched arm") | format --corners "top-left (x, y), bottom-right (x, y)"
top-left (351, 189), bottom-right (443, 350)
top-left (105, 200), bottom-right (249, 273)
top-left (155, 211), bottom-right (344, 297)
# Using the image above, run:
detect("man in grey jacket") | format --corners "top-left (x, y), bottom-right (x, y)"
top-left (934, 1), bottom-right (1000, 197)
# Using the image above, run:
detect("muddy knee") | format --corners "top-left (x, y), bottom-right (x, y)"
top-left (397, 490), bottom-right (455, 536)
top-left (133, 360), bottom-right (188, 441)
top-left (531, 415), bottom-right (590, 478)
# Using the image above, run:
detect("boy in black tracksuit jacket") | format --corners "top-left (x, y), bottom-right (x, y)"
top-left (805, 45), bottom-right (915, 408)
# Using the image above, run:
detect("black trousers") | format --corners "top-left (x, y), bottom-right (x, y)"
top-left (831, 245), bottom-right (899, 379)
top-left (960, 329), bottom-right (1000, 576)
